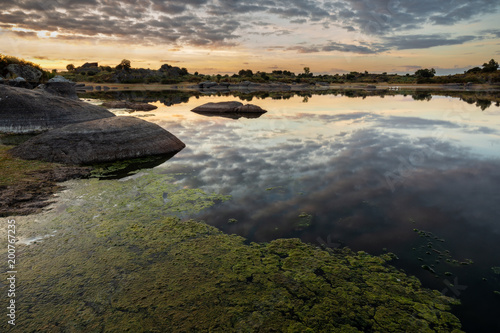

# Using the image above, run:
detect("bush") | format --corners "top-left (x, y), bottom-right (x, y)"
top-left (0, 54), bottom-right (44, 78)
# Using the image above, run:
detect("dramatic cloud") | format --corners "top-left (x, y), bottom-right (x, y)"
top-left (382, 34), bottom-right (478, 50)
top-left (335, 0), bottom-right (500, 35)
top-left (1, 0), bottom-right (498, 52)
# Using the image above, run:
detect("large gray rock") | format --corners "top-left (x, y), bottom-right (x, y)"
top-left (6, 64), bottom-right (43, 82)
top-left (10, 117), bottom-right (186, 165)
top-left (191, 101), bottom-right (267, 114)
top-left (0, 85), bottom-right (115, 133)
top-left (198, 81), bottom-right (218, 89)
top-left (36, 77), bottom-right (79, 99)
top-left (48, 75), bottom-right (72, 83)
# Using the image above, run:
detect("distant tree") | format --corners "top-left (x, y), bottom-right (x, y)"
top-left (415, 68), bottom-right (436, 78)
top-left (116, 59), bottom-right (131, 70)
top-left (52, 69), bottom-right (57, 73)
top-left (466, 67), bottom-right (482, 74)
top-left (66, 64), bottom-right (75, 71)
top-left (482, 59), bottom-right (499, 72)
top-left (346, 72), bottom-right (356, 80)
top-left (238, 69), bottom-right (253, 77)
top-left (194, 71), bottom-right (199, 76)
top-left (303, 67), bottom-right (310, 75)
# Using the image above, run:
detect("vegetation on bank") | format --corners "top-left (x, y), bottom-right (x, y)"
top-left (1, 54), bottom-right (498, 86)
top-left (0, 54), bottom-right (56, 82)
top-left (0, 142), bottom-right (92, 216)
top-left (0, 144), bottom-right (60, 187)
top-left (58, 58), bottom-right (500, 86)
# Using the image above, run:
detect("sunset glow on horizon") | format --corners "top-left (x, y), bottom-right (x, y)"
top-left (1, 0), bottom-right (499, 75)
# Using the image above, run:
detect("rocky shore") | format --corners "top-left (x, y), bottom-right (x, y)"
top-left (1, 84), bottom-right (186, 214)
top-left (0, 164), bottom-right (91, 216)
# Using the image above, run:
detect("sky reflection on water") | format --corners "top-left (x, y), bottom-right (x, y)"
top-left (135, 93), bottom-right (500, 331)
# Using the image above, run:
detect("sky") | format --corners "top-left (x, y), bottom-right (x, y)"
top-left (1, 0), bottom-right (499, 75)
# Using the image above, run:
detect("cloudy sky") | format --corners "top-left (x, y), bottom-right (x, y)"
top-left (1, 0), bottom-right (499, 74)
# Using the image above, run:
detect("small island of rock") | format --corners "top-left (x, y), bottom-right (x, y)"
top-left (191, 101), bottom-right (267, 119)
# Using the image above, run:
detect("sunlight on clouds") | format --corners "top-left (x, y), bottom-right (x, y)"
top-left (36, 31), bottom-right (59, 38)
top-left (0, 0), bottom-right (499, 73)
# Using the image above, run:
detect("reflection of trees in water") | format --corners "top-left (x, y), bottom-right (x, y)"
top-left (81, 89), bottom-right (499, 110)
top-left (411, 92), bottom-right (433, 101)
top-left (463, 98), bottom-right (492, 111)
top-left (80, 90), bottom-right (194, 107)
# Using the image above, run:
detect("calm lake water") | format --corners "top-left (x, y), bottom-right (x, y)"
top-left (139, 92), bottom-right (500, 331)
top-left (14, 91), bottom-right (500, 331)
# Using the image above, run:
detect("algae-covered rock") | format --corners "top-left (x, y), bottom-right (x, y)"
top-left (6, 170), bottom-right (463, 332)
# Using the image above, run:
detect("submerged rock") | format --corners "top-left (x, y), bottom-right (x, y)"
top-left (191, 101), bottom-right (267, 115)
top-left (102, 100), bottom-right (158, 111)
top-left (0, 85), bottom-right (114, 133)
top-left (10, 116), bottom-right (185, 165)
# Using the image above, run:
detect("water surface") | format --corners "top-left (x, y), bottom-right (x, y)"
top-left (12, 91), bottom-right (500, 331)
top-left (137, 92), bottom-right (500, 331)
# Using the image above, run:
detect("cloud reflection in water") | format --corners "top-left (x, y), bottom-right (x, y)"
top-left (148, 94), bottom-right (500, 330)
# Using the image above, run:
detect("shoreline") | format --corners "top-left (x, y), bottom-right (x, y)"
top-left (78, 81), bottom-right (500, 92)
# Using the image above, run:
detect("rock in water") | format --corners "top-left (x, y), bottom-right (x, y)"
top-left (234, 104), bottom-right (267, 113)
top-left (191, 101), bottom-right (267, 114)
top-left (0, 85), bottom-right (115, 133)
top-left (10, 117), bottom-right (186, 165)
top-left (102, 100), bottom-right (158, 111)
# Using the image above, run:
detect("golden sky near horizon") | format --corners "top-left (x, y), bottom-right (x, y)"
top-left (1, 0), bottom-right (499, 75)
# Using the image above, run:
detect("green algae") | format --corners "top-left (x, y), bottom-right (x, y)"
top-left (411, 228), bottom-right (474, 280)
top-left (89, 155), bottom-right (174, 179)
top-left (294, 212), bottom-right (313, 230)
top-left (2, 170), bottom-right (463, 332)
top-left (0, 145), bottom-right (61, 186)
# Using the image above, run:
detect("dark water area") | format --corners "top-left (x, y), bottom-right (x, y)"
top-left (119, 91), bottom-right (500, 332)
